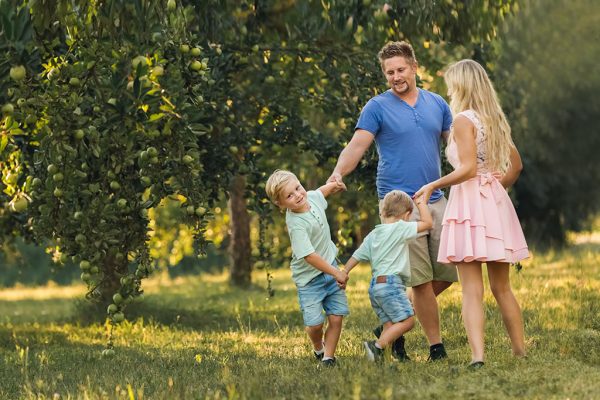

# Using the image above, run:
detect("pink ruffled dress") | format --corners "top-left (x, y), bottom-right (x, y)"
top-left (438, 110), bottom-right (529, 264)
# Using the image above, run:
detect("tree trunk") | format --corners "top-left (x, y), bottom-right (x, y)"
top-left (228, 174), bottom-right (252, 287)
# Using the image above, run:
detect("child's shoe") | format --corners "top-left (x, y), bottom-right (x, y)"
top-left (427, 343), bottom-right (447, 361)
top-left (321, 357), bottom-right (336, 368)
top-left (373, 326), bottom-right (410, 362)
top-left (391, 335), bottom-right (411, 362)
top-left (467, 361), bottom-right (484, 370)
top-left (313, 342), bottom-right (325, 360)
top-left (372, 325), bottom-right (383, 338)
top-left (363, 340), bottom-right (384, 362)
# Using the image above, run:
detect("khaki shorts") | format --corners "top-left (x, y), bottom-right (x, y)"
top-left (379, 196), bottom-right (457, 287)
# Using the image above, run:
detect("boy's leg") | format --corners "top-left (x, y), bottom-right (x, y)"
top-left (378, 317), bottom-right (415, 348)
top-left (324, 315), bottom-right (343, 359)
top-left (305, 324), bottom-right (325, 352)
top-left (322, 275), bottom-right (349, 359)
top-left (297, 275), bottom-right (328, 359)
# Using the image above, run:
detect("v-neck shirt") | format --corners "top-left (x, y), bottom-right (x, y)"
top-left (355, 88), bottom-right (452, 201)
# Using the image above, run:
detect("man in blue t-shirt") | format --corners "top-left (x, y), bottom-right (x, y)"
top-left (328, 41), bottom-right (457, 362)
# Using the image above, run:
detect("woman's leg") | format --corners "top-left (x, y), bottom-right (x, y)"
top-left (457, 262), bottom-right (485, 362)
top-left (487, 262), bottom-right (526, 356)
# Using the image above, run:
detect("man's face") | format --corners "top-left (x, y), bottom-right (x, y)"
top-left (277, 178), bottom-right (308, 212)
top-left (382, 56), bottom-right (417, 97)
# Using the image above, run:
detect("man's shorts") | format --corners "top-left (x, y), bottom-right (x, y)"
top-left (368, 274), bottom-right (414, 324)
top-left (379, 196), bottom-right (458, 287)
top-left (408, 196), bottom-right (458, 286)
top-left (296, 273), bottom-right (349, 327)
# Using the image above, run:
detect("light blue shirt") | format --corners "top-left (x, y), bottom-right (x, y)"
top-left (355, 88), bottom-right (452, 201)
top-left (352, 220), bottom-right (418, 284)
top-left (286, 190), bottom-right (338, 287)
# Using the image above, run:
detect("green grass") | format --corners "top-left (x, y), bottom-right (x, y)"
top-left (1, 237), bottom-right (600, 399)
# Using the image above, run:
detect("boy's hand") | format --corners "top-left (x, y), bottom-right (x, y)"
top-left (414, 183), bottom-right (434, 205)
top-left (335, 270), bottom-right (349, 289)
top-left (329, 180), bottom-right (347, 194)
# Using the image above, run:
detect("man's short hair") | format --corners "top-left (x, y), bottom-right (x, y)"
top-left (378, 41), bottom-right (417, 69)
top-left (380, 190), bottom-right (414, 218)
top-left (265, 169), bottom-right (297, 205)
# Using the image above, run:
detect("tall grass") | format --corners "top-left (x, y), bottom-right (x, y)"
top-left (1, 238), bottom-right (599, 399)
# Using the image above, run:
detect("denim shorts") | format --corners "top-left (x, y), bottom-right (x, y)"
top-left (297, 273), bottom-right (349, 327)
top-left (368, 274), bottom-right (414, 324)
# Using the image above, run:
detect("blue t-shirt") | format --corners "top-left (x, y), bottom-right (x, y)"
top-left (355, 88), bottom-right (452, 201)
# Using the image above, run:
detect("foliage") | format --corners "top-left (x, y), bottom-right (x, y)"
top-left (496, 0), bottom-right (600, 245)
top-left (0, 0), bottom-right (226, 334)
top-left (1, 239), bottom-right (600, 398)
top-left (0, 0), bottom-right (516, 329)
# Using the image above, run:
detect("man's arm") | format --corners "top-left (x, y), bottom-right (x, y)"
top-left (327, 129), bottom-right (374, 184)
top-left (441, 130), bottom-right (450, 143)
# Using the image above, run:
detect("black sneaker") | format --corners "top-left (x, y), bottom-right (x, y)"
top-left (391, 335), bottom-right (411, 362)
top-left (321, 357), bottom-right (336, 368)
top-left (467, 361), bottom-right (484, 370)
top-left (363, 340), bottom-right (384, 362)
top-left (372, 325), bottom-right (383, 338)
top-left (373, 326), bottom-right (410, 362)
top-left (428, 343), bottom-right (448, 361)
top-left (313, 350), bottom-right (324, 361)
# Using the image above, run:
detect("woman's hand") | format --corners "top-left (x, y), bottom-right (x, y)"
top-left (414, 183), bottom-right (435, 205)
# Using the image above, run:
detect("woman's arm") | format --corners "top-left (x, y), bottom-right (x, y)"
top-left (499, 144), bottom-right (523, 189)
top-left (415, 115), bottom-right (478, 203)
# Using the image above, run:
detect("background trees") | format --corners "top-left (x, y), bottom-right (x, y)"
top-left (2, 0), bottom-right (522, 322)
top-left (496, 0), bottom-right (600, 244)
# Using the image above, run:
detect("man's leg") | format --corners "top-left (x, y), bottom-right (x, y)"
top-left (411, 281), bottom-right (442, 346)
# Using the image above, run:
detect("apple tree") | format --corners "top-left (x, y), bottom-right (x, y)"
top-left (0, 0), bottom-right (234, 350)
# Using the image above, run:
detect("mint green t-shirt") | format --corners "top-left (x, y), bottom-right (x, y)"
top-left (285, 190), bottom-right (338, 287)
top-left (351, 220), bottom-right (418, 283)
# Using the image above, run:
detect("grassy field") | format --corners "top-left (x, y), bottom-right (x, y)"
top-left (1, 235), bottom-right (599, 399)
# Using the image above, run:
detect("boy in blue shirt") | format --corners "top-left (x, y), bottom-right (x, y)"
top-left (344, 190), bottom-right (432, 362)
top-left (266, 170), bottom-right (349, 367)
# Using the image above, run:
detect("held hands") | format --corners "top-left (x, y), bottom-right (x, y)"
top-left (328, 180), bottom-right (347, 194)
top-left (335, 269), bottom-right (349, 290)
top-left (327, 172), bottom-right (343, 186)
top-left (414, 183), bottom-right (435, 205)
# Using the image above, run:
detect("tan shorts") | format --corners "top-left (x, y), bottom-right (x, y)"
top-left (379, 196), bottom-right (457, 287)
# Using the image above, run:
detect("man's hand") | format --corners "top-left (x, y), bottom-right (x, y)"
top-left (327, 171), bottom-right (343, 185)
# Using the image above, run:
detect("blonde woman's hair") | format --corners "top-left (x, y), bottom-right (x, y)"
top-left (380, 190), bottom-right (413, 218)
top-left (444, 59), bottom-right (515, 173)
top-left (265, 169), bottom-right (298, 205)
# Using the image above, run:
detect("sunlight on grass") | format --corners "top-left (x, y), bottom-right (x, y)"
top-left (1, 231), bottom-right (599, 399)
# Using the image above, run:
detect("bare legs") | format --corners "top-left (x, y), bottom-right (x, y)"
top-left (487, 262), bottom-right (526, 356)
top-left (411, 280), bottom-right (452, 345)
top-left (377, 317), bottom-right (415, 348)
top-left (456, 262), bottom-right (485, 362)
top-left (305, 314), bottom-right (344, 359)
top-left (457, 261), bottom-right (525, 363)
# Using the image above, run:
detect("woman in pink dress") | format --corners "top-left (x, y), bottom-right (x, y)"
top-left (415, 59), bottom-right (528, 369)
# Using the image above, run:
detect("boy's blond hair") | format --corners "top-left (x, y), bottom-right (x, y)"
top-left (380, 190), bottom-right (413, 218)
top-left (265, 169), bottom-right (298, 205)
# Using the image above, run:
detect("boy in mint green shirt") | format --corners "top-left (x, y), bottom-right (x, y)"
top-left (265, 170), bottom-right (349, 367)
top-left (344, 190), bottom-right (432, 362)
